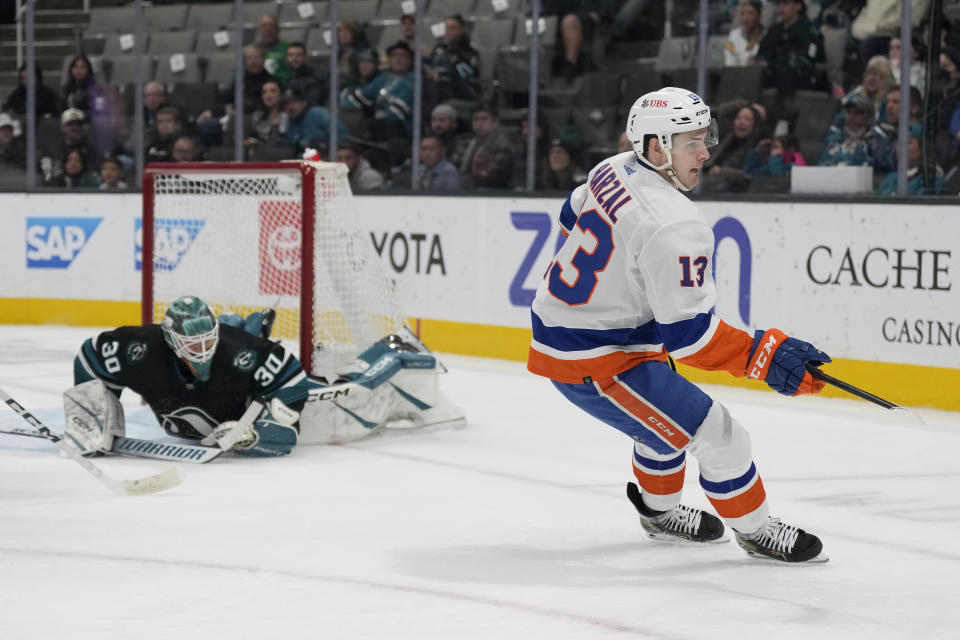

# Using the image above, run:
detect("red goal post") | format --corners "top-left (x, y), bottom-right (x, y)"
top-left (141, 161), bottom-right (406, 376)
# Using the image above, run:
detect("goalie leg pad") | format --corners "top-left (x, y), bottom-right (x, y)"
top-left (63, 379), bottom-right (125, 456)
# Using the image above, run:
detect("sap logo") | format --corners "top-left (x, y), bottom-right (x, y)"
top-left (26, 217), bottom-right (102, 269)
top-left (134, 218), bottom-right (205, 271)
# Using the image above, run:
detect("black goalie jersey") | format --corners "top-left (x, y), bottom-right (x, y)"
top-left (73, 324), bottom-right (309, 440)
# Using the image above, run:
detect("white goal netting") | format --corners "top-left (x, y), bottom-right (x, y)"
top-left (146, 161), bottom-right (405, 375)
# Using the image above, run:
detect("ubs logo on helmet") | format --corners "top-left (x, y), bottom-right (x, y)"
top-left (648, 99), bottom-right (668, 108)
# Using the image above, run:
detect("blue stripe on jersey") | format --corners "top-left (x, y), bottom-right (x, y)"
top-left (532, 312), bottom-right (661, 353)
top-left (558, 192), bottom-right (577, 233)
top-left (656, 313), bottom-right (713, 352)
top-left (699, 462), bottom-right (758, 494)
top-left (634, 450), bottom-right (686, 470)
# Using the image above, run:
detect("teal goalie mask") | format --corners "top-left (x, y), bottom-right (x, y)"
top-left (161, 295), bottom-right (219, 382)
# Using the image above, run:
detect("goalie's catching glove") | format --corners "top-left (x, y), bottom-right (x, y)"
top-left (201, 398), bottom-right (299, 457)
top-left (746, 329), bottom-right (830, 396)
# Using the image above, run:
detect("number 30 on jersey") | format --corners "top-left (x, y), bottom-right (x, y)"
top-left (546, 209), bottom-right (614, 306)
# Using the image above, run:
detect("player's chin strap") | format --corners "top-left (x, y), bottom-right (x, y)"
top-left (636, 148), bottom-right (691, 192)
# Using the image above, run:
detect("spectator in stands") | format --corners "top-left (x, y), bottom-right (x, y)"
top-left (851, 0), bottom-right (931, 63)
top-left (933, 47), bottom-right (960, 170)
top-left (515, 109), bottom-right (551, 189)
top-left (284, 88), bottom-right (348, 155)
top-left (724, 0), bottom-right (764, 67)
top-left (337, 142), bottom-right (384, 191)
top-left (0, 112), bottom-right (25, 171)
top-left (171, 136), bottom-right (200, 163)
top-left (836, 56), bottom-right (897, 126)
top-left (400, 13), bottom-right (431, 59)
top-left (427, 15), bottom-right (480, 101)
top-left (877, 134), bottom-right (943, 195)
top-left (756, 0), bottom-right (825, 133)
top-left (889, 36), bottom-right (927, 94)
top-left (338, 21), bottom-right (377, 89)
top-left (341, 49), bottom-right (382, 106)
top-left (539, 137), bottom-right (586, 190)
top-left (451, 104), bottom-right (515, 190)
top-left (605, 0), bottom-right (665, 43)
top-left (704, 104), bottom-right (767, 192)
top-left (256, 14), bottom-right (290, 82)
top-left (747, 133), bottom-right (808, 176)
top-left (285, 42), bottom-right (327, 107)
top-left (550, 13), bottom-right (597, 82)
top-left (39, 108), bottom-right (93, 184)
top-left (3, 64), bottom-right (61, 118)
top-left (249, 79), bottom-right (288, 148)
top-left (416, 135), bottom-right (460, 192)
top-left (61, 55), bottom-right (105, 118)
top-left (873, 86), bottom-right (923, 174)
top-left (429, 103), bottom-right (461, 156)
top-left (146, 105), bottom-right (185, 164)
top-left (197, 46), bottom-right (277, 146)
top-left (98, 156), bottom-right (127, 190)
top-left (341, 41), bottom-right (416, 140)
top-left (44, 148), bottom-right (98, 189)
top-left (142, 82), bottom-right (167, 131)
top-left (819, 93), bottom-right (874, 166)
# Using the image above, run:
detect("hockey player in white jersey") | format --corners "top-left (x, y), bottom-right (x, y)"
top-left (528, 87), bottom-right (830, 563)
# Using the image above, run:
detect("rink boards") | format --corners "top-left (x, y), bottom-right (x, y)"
top-left (0, 192), bottom-right (958, 411)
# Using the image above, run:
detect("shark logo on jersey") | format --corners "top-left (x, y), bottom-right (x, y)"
top-left (26, 217), bottom-right (102, 269)
top-left (125, 341), bottom-right (148, 363)
top-left (233, 349), bottom-right (257, 372)
top-left (134, 218), bottom-right (205, 272)
top-left (160, 406), bottom-right (218, 437)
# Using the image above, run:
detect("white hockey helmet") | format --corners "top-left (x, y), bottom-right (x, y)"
top-left (626, 87), bottom-right (718, 191)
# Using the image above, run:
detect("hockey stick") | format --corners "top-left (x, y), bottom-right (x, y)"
top-left (0, 427), bottom-right (222, 464)
top-left (805, 364), bottom-right (926, 424)
top-left (0, 387), bottom-right (183, 495)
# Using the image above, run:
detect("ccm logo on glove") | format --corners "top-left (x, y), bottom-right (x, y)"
top-left (747, 331), bottom-right (782, 380)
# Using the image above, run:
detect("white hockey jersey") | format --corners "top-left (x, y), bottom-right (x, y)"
top-left (528, 151), bottom-right (754, 384)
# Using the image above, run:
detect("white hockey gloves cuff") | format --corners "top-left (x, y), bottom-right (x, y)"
top-left (63, 379), bottom-right (125, 456)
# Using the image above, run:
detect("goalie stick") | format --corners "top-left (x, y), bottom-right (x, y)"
top-left (0, 386), bottom-right (183, 495)
top-left (0, 427), bottom-right (222, 463)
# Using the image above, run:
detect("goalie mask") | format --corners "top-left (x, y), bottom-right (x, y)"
top-left (626, 87), bottom-right (718, 191)
top-left (161, 295), bottom-right (219, 382)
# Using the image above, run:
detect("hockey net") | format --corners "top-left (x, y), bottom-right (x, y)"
top-left (142, 161), bottom-right (406, 376)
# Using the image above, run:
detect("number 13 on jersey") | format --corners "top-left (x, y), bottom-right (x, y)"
top-left (547, 209), bottom-right (614, 306)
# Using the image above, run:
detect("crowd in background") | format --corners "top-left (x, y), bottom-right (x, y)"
top-left (0, 0), bottom-right (958, 196)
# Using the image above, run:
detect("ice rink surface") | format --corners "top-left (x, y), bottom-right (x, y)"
top-left (1, 325), bottom-right (959, 640)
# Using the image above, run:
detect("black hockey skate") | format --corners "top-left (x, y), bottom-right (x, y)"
top-left (734, 517), bottom-right (828, 563)
top-left (626, 482), bottom-right (728, 544)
